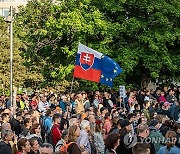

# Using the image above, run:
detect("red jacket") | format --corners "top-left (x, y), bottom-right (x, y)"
top-left (52, 124), bottom-right (62, 145)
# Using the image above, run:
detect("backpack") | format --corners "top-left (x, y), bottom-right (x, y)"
top-left (41, 116), bottom-right (48, 134)
top-left (45, 126), bottom-right (55, 147)
top-left (59, 142), bottom-right (74, 152)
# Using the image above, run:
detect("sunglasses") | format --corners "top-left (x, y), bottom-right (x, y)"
top-left (41, 143), bottom-right (53, 149)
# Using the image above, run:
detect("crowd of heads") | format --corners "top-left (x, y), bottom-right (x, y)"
top-left (0, 86), bottom-right (179, 154)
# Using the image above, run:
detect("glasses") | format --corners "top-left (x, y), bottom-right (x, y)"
top-left (41, 143), bottom-right (53, 149)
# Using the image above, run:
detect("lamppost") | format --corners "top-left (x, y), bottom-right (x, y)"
top-left (6, 6), bottom-right (18, 107)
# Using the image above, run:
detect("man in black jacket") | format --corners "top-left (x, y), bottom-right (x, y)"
top-left (10, 112), bottom-right (22, 136)
top-left (137, 123), bottom-right (155, 154)
top-left (137, 90), bottom-right (145, 109)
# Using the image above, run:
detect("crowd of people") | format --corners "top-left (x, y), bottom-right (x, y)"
top-left (0, 86), bottom-right (179, 154)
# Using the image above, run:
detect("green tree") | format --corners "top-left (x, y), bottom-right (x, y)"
top-left (0, 17), bottom-right (43, 94)
top-left (92, 0), bottom-right (180, 88)
top-left (14, 0), bottom-right (180, 90)
top-left (15, 0), bottom-right (113, 90)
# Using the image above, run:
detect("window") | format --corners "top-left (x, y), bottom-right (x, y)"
top-left (3, 9), bottom-right (9, 18)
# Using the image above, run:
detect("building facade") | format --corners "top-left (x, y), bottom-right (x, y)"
top-left (0, 0), bottom-right (29, 17)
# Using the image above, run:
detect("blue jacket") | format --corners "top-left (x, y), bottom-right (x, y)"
top-left (44, 116), bottom-right (52, 132)
top-left (59, 100), bottom-right (67, 112)
top-left (158, 146), bottom-right (180, 154)
top-left (169, 103), bottom-right (180, 121)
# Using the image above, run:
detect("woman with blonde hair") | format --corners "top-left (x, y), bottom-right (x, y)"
top-left (128, 92), bottom-right (138, 113)
top-left (63, 125), bottom-right (81, 154)
top-left (158, 131), bottom-right (180, 154)
top-left (63, 125), bottom-right (88, 154)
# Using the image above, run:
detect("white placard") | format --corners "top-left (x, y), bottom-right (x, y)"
top-left (119, 85), bottom-right (126, 98)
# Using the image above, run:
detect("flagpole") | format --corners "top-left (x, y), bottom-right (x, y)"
top-left (70, 76), bottom-right (74, 94)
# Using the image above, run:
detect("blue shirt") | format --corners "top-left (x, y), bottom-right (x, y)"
top-left (158, 146), bottom-right (180, 154)
top-left (44, 116), bottom-right (52, 132)
top-left (59, 100), bottom-right (67, 112)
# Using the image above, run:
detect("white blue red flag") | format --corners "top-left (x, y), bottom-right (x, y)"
top-left (73, 43), bottom-right (122, 87)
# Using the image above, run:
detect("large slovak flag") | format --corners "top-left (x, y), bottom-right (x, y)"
top-left (73, 43), bottom-right (122, 87)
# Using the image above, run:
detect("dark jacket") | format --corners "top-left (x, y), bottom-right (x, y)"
top-left (116, 132), bottom-right (132, 154)
top-left (176, 133), bottom-right (180, 148)
top-left (60, 118), bottom-right (69, 131)
top-left (137, 136), bottom-right (155, 154)
top-left (137, 94), bottom-right (145, 109)
top-left (159, 124), bottom-right (171, 137)
top-left (0, 141), bottom-right (12, 154)
top-left (10, 118), bottom-right (21, 136)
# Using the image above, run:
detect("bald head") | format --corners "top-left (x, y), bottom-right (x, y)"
top-left (4, 109), bottom-right (11, 114)
top-left (2, 122), bottom-right (11, 130)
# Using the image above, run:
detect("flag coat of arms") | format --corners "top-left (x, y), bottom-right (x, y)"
top-left (73, 43), bottom-right (122, 87)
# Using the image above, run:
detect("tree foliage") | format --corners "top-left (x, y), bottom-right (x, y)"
top-left (0, 17), bottom-right (43, 94)
top-left (7, 0), bottom-right (180, 91)
top-left (92, 0), bottom-right (180, 88)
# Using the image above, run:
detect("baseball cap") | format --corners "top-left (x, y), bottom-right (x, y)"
top-left (100, 107), bottom-right (108, 113)
top-left (30, 101), bottom-right (37, 106)
top-left (163, 101), bottom-right (170, 107)
top-left (119, 119), bottom-right (131, 128)
top-left (149, 119), bottom-right (159, 127)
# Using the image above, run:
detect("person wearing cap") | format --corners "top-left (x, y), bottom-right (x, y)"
top-left (116, 119), bottom-right (133, 154)
top-left (94, 120), bottom-right (105, 154)
top-left (149, 119), bottom-right (165, 153)
top-left (161, 101), bottom-right (172, 119)
top-left (59, 95), bottom-right (68, 112)
top-left (30, 100), bottom-right (38, 110)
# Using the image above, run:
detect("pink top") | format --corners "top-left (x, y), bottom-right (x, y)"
top-left (103, 118), bottom-right (112, 138)
top-left (158, 96), bottom-right (166, 102)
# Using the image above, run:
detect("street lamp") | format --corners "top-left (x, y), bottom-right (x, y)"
top-left (6, 6), bottom-right (18, 107)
